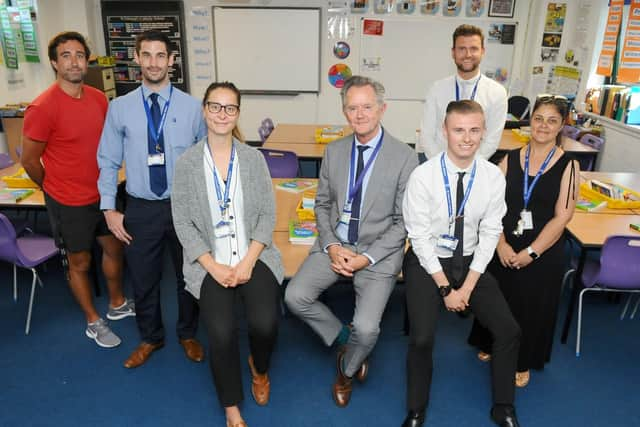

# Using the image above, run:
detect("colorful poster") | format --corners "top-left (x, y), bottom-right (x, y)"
top-left (466, 0), bottom-right (485, 17)
top-left (443, 0), bottom-right (461, 17)
top-left (397, 1), bottom-right (416, 14)
top-left (542, 33), bottom-right (562, 48)
top-left (333, 41), bottom-right (351, 59)
top-left (0, 3), bottom-right (18, 69)
top-left (544, 3), bottom-right (567, 33)
top-left (328, 63), bottom-right (352, 88)
top-left (363, 19), bottom-right (384, 36)
top-left (596, 0), bottom-right (623, 77)
top-left (545, 65), bottom-right (581, 98)
top-left (18, 5), bottom-right (38, 62)
top-left (617, 0), bottom-right (640, 83)
top-left (374, 0), bottom-right (395, 14)
top-left (351, 0), bottom-right (369, 13)
top-left (420, 0), bottom-right (440, 15)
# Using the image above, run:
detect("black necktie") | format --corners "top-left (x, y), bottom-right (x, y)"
top-left (452, 171), bottom-right (465, 286)
top-left (148, 93), bottom-right (167, 196)
top-left (348, 145), bottom-right (370, 244)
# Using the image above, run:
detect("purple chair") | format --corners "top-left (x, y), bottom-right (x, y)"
top-left (562, 125), bottom-right (581, 140)
top-left (258, 148), bottom-right (299, 178)
top-left (0, 213), bottom-right (59, 334)
top-left (0, 152), bottom-right (14, 169)
top-left (576, 235), bottom-right (640, 356)
top-left (579, 133), bottom-right (605, 149)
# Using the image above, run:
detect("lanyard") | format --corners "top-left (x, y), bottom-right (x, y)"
top-left (440, 153), bottom-right (476, 223)
top-left (455, 75), bottom-right (481, 101)
top-left (523, 145), bottom-right (556, 210)
top-left (347, 128), bottom-right (384, 203)
top-left (209, 142), bottom-right (236, 215)
top-left (142, 85), bottom-right (174, 147)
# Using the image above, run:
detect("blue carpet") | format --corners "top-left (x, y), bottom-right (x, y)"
top-left (1, 256), bottom-right (639, 427)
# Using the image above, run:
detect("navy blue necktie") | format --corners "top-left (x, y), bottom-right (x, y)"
top-left (452, 172), bottom-right (465, 285)
top-left (148, 93), bottom-right (167, 196)
top-left (348, 145), bottom-right (370, 244)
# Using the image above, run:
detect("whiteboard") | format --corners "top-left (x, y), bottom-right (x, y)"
top-left (359, 18), bottom-right (516, 101)
top-left (213, 7), bottom-right (320, 94)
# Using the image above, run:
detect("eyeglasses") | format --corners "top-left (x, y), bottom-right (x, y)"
top-left (205, 102), bottom-right (239, 116)
top-left (536, 94), bottom-right (569, 105)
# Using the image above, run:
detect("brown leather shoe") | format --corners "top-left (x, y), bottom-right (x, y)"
top-left (248, 355), bottom-right (270, 406)
top-left (180, 338), bottom-right (204, 362)
top-left (355, 358), bottom-right (369, 382)
top-left (123, 341), bottom-right (164, 368)
top-left (333, 349), bottom-right (353, 407)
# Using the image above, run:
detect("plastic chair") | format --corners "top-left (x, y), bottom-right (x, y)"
top-left (0, 212), bottom-right (59, 334)
top-left (577, 133), bottom-right (604, 171)
top-left (562, 125), bottom-right (581, 140)
top-left (0, 152), bottom-right (14, 169)
top-left (576, 235), bottom-right (640, 356)
top-left (257, 148), bottom-right (299, 178)
top-left (508, 95), bottom-right (531, 120)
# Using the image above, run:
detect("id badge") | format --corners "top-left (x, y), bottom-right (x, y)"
top-left (147, 153), bottom-right (165, 166)
top-left (340, 202), bottom-right (352, 225)
top-left (520, 210), bottom-right (533, 230)
top-left (214, 220), bottom-right (231, 238)
top-left (437, 234), bottom-right (458, 251)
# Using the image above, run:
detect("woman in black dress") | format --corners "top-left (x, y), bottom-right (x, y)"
top-left (468, 95), bottom-right (579, 387)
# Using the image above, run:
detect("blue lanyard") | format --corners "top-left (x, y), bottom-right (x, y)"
top-left (455, 75), bottom-right (480, 101)
top-left (440, 153), bottom-right (476, 223)
top-left (523, 145), bottom-right (556, 210)
top-left (347, 128), bottom-right (384, 203)
top-left (209, 142), bottom-right (236, 215)
top-left (142, 85), bottom-right (174, 147)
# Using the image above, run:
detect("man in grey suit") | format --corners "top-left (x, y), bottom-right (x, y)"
top-left (285, 75), bottom-right (418, 407)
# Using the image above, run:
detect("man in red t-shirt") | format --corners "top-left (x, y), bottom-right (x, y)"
top-left (22, 31), bottom-right (134, 348)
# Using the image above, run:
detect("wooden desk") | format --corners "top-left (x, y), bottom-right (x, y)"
top-left (0, 163), bottom-right (45, 208)
top-left (273, 178), bottom-right (318, 232)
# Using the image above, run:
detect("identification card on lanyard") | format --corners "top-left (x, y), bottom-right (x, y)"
top-left (143, 87), bottom-right (173, 166)
top-left (438, 154), bottom-right (476, 252)
top-left (210, 143), bottom-right (236, 239)
top-left (340, 129), bottom-right (384, 226)
top-left (514, 145), bottom-right (556, 236)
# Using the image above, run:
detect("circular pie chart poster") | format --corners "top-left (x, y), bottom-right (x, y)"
top-left (328, 63), bottom-right (352, 88)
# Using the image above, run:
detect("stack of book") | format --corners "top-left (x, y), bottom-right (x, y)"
top-left (288, 220), bottom-right (318, 245)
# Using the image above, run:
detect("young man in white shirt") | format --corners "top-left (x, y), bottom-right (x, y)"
top-left (401, 100), bottom-right (521, 427)
top-left (416, 24), bottom-right (508, 162)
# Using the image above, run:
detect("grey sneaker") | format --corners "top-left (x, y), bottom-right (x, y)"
top-left (85, 318), bottom-right (121, 348)
top-left (106, 298), bottom-right (136, 320)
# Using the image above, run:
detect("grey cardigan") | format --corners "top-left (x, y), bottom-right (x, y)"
top-left (171, 138), bottom-right (284, 299)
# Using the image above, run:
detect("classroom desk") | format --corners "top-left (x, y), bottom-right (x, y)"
top-left (0, 163), bottom-right (45, 208)
top-left (560, 210), bottom-right (640, 344)
top-left (578, 171), bottom-right (640, 215)
top-left (263, 124), bottom-right (599, 161)
top-left (273, 178), bottom-right (318, 232)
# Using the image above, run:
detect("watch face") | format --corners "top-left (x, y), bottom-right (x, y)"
top-left (439, 286), bottom-right (451, 297)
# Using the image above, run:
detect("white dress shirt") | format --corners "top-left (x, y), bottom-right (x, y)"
top-left (417, 72), bottom-right (508, 160)
top-left (403, 152), bottom-right (506, 275)
top-left (203, 143), bottom-right (249, 266)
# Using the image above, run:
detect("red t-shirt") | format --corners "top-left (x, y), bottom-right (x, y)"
top-left (23, 83), bottom-right (108, 206)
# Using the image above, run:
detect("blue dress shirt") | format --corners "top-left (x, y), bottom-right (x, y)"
top-left (98, 83), bottom-right (206, 209)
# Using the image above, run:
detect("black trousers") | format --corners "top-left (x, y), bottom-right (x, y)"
top-left (403, 248), bottom-right (520, 414)
top-left (199, 260), bottom-right (280, 408)
top-left (124, 196), bottom-right (199, 343)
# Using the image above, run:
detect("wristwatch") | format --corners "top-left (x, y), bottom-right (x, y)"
top-left (526, 246), bottom-right (539, 260)
top-left (438, 284), bottom-right (452, 298)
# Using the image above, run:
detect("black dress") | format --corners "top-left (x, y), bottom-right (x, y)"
top-left (468, 148), bottom-right (574, 371)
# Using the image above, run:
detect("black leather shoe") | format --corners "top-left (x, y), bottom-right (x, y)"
top-left (491, 405), bottom-right (520, 427)
top-left (401, 410), bottom-right (425, 427)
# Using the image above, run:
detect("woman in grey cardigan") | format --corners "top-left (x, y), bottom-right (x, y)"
top-left (171, 82), bottom-right (283, 427)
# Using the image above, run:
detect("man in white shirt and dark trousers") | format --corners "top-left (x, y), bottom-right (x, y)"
top-left (401, 100), bottom-right (521, 427)
top-left (416, 24), bottom-right (507, 163)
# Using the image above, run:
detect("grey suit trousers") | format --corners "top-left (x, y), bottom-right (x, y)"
top-left (285, 249), bottom-right (397, 377)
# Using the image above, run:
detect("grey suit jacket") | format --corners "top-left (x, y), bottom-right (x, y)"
top-left (312, 129), bottom-right (418, 275)
top-left (171, 138), bottom-right (284, 299)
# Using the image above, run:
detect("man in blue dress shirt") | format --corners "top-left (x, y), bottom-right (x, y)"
top-left (98, 30), bottom-right (207, 368)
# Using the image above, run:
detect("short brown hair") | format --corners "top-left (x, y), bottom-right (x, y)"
top-left (452, 24), bottom-right (484, 48)
top-left (135, 30), bottom-right (172, 55)
top-left (444, 100), bottom-right (485, 123)
top-left (48, 31), bottom-right (90, 62)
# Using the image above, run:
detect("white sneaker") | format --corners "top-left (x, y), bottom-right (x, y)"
top-left (85, 318), bottom-right (121, 348)
top-left (106, 298), bottom-right (136, 321)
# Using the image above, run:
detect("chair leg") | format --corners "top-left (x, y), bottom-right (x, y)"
top-left (561, 269), bottom-right (575, 294)
top-left (620, 295), bottom-right (633, 320)
top-left (13, 264), bottom-right (18, 301)
top-left (576, 288), bottom-right (590, 357)
top-left (25, 268), bottom-right (38, 335)
top-left (631, 297), bottom-right (640, 320)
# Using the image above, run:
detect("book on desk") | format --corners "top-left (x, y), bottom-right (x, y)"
top-left (0, 188), bottom-right (34, 203)
top-left (275, 178), bottom-right (318, 193)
